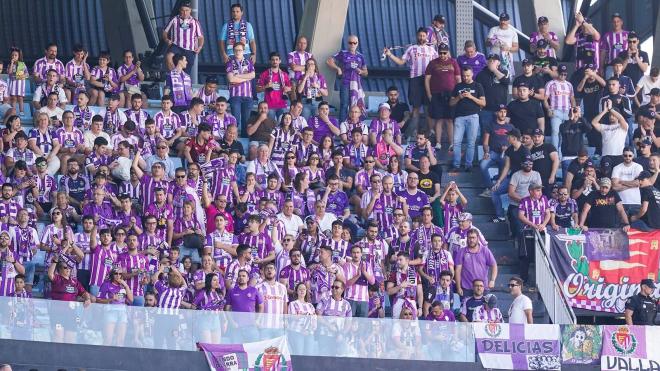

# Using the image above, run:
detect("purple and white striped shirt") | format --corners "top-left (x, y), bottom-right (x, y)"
top-left (10, 225), bottom-right (38, 263)
top-left (163, 16), bottom-right (203, 51)
top-left (343, 261), bottom-right (374, 302)
top-left (0, 249), bottom-right (20, 296)
top-left (204, 112), bottom-right (237, 139)
top-left (225, 57), bottom-right (255, 98)
top-left (55, 127), bottom-right (84, 150)
top-left (401, 44), bottom-right (438, 78)
top-left (117, 63), bottom-right (141, 87)
top-left (74, 232), bottom-right (94, 271)
top-left (529, 32), bottom-right (559, 58)
top-left (600, 30), bottom-right (629, 65)
top-left (206, 230), bottom-right (236, 270)
top-left (33, 57), bottom-right (65, 80)
top-left (139, 174), bottom-right (169, 211)
top-left (90, 66), bottom-right (119, 93)
top-left (89, 245), bottom-right (118, 287)
top-left (278, 265), bottom-right (310, 300)
top-left (155, 280), bottom-right (187, 310)
top-left (519, 195), bottom-right (550, 226)
top-left (442, 202), bottom-right (464, 236)
top-left (544, 80), bottom-right (573, 111)
top-left (173, 217), bottom-right (201, 247)
top-left (225, 259), bottom-right (252, 287)
top-left (154, 111), bottom-right (182, 140)
top-left (64, 59), bottom-right (89, 86)
top-left (317, 297), bottom-right (352, 317)
top-left (287, 51), bottom-right (313, 81)
top-left (118, 252), bottom-right (148, 297)
top-left (73, 106), bottom-right (95, 131)
top-left (124, 109), bottom-right (150, 133)
top-left (238, 232), bottom-right (274, 269)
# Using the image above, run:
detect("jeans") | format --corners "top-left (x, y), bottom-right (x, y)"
top-left (338, 83), bottom-right (350, 122)
top-left (347, 299), bottom-right (369, 318)
top-left (168, 44), bottom-right (196, 75)
top-left (478, 110), bottom-right (495, 142)
top-left (508, 204), bottom-right (522, 239)
top-left (479, 151), bottom-right (505, 187)
top-left (268, 108), bottom-right (287, 122)
top-left (491, 176), bottom-right (510, 218)
top-left (302, 100), bottom-right (320, 119)
top-left (90, 284), bottom-right (101, 296)
top-left (561, 158), bottom-right (574, 183)
top-left (229, 96), bottom-right (254, 136)
top-left (132, 296), bottom-right (145, 307)
top-left (453, 114), bottom-right (480, 168)
top-left (23, 260), bottom-right (36, 285)
top-left (550, 109), bottom-right (570, 151)
top-left (626, 117), bottom-right (636, 149)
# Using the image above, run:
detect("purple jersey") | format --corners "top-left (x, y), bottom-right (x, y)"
top-left (0, 249), bottom-right (20, 296)
top-left (445, 226), bottom-right (488, 257)
top-left (155, 280), bottom-right (187, 310)
top-left (325, 191), bottom-right (349, 218)
top-left (278, 265), bottom-right (310, 300)
top-left (455, 245), bottom-right (496, 290)
top-left (294, 142), bottom-right (318, 167)
top-left (125, 109), bottom-right (151, 133)
top-left (173, 217), bottom-right (201, 247)
top-left (332, 50), bottom-right (366, 86)
top-left (28, 128), bottom-right (57, 155)
top-left (33, 57), bottom-right (65, 81)
top-left (117, 63), bottom-right (141, 87)
top-left (343, 142), bottom-right (370, 168)
top-left (397, 189), bottom-right (429, 219)
top-left (64, 59), bottom-right (89, 87)
top-left (194, 289), bottom-right (225, 311)
top-left (442, 202), bottom-right (464, 236)
top-left (90, 66), bottom-right (119, 93)
top-left (154, 111), bottom-right (182, 140)
top-left (343, 261), bottom-right (374, 302)
top-left (55, 127), bottom-right (84, 150)
top-left (204, 112), bottom-right (237, 139)
top-left (600, 30), bottom-right (629, 65)
top-left (139, 174), bottom-right (169, 211)
top-left (456, 52), bottom-right (488, 76)
top-left (529, 32), bottom-right (559, 59)
top-left (317, 297), bottom-right (352, 317)
top-left (306, 115), bottom-right (338, 144)
top-left (89, 245), bottom-right (118, 287)
top-left (163, 16), bottom-right (203, 51)
top-left (10, 225), bottom-right (38, 263)
top-left (206, 230), bottom-right (237, 270)
top-left (118, 252), bottom-right (148, 296)
top-left (227, 285), bottom-right (262, 313)
top-left (287, 51), bottom-right (313, 81)
top-left (370, 192), bottom-right (401, 231)
top-left (73, 105), bottom-right (95, 131)
top-left (238, 232), bottom-right (274, 272)
top-left (98, 280), bottom-right (128, 305)
top-left (310, 263), bottom-right (342, 304)
top-left (519, 195), bottom-right (550, 226)
top-left (226, 57), bottom-right (255, 98)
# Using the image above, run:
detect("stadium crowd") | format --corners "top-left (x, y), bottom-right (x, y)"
top-left (0, 0), bottom-right (658, 349)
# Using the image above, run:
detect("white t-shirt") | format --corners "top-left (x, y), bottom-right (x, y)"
top-left (508, 294), bottom-right (533, 324)
top-left (611, 162), bottom-right (643, 205)
top-left (636, 75), bottom-right (660, 106)
top-left (600, 123), bottom-right (627, 156)
top-left (487, 26), bottom-right (519, 53)
top-left (277, 212), bottom-right (304, 238)
top-left (39, 106), bottom-right (64, 121)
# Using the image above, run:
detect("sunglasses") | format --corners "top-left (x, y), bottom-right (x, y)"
top-left (508, 284), bottom-right (520, 287)
top-left (348, 41), bottom-right (358, 45)
top-left (284, 238), bottom-right (293, 242)
top-left (52, 212), bottom-right (62, 215)
top-left (331, 285), bottom-right (342, 289)
top-left (365, 160), bottom-right (375, 163)
top-left (439, 52), bottom-right (449, 55)
top-left (157, 146), bottom-right (168, 149)
top-left (176, 175), bottom-right (186, 178)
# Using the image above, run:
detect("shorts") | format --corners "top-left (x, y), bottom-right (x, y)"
top-left (408, 76), bottom-right (429, 108)
top-left (104, 305), bottom-right (128, 324)
top-left (430, 93), bottom-right (452, 119)
top-left (124, 83), bottom-right (142, 95)
top-left (0, 103), bottom-right (12, 117)
top-left (423, 281), bottom-right (437, 302)
top-left (50, 302), bottom-right (79, 331)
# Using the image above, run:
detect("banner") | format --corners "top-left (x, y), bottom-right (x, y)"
top-left (549, 228), bottom-right (660, 313)
top-left (474, 323), bottom-right (561, 370)
top-left (198, 336), bottom-right (293, 371)
top-left (600, 325), bottom-right (660, 370)
top-left (560, 325), bottom-right (602, 365)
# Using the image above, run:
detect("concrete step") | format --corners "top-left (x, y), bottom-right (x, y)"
top-left (477, 222), bottom-right (511, 241)
top-left (442, 169), bottom-right (484, 185)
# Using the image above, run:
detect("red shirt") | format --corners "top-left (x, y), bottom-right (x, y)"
top-left (425, 57), bottom-right (461, 94)
top-left (186, 137), bottom-right (218, 164)
top-left (258, 69), bottom-right (291, 109)
top-left (50, 274), bottom-right (87, 301)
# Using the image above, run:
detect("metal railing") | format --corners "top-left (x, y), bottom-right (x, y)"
top-left (534, 230), bottom-right (577, 324)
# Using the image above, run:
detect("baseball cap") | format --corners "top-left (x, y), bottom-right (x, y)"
top-left (532, 128), bottom-right (543, 136)
top-left (611, 12), bottom-right (623, 19)
top-left (585, 63), bottom-right (596, 70)
top-left (205, 76), bottom-right (218, 84)
top-left (487, 53), bottom-right (501, 61)
top-left (536, 39), bottom-right (549, 49)
top-left (537, 16), bottom-right (549, 24)
top-left (528, 183), bottom-right (543, 191)
top-left (498, 104), bottom-right (508, 111)
top-left (558, 65), bottom-right (568, 73)
top-left (628, 32), bottom-right (639, 40)
top-left (486, 294), bottom-right (498, 308)
top-left (438, 43), bottom-right (449, 51)
top-left (641, 278), bottom-right (656, 289)
top-left (523, 155), bottom-right (534, 164)
top-left (499, 12), bottom-right (510, 21)
top-left (637, 171), bottom-right (653, 180)
top-left (584, 160), bottom-right (595, 169)
top-left (516, 81), bottom-right (529, 88)
top-left (433, 15), bottom-right (446, 23)
top-left (638, 108), bottom-right (656, 119)
top-left (378, 102), bottom-right (391, 111)
top-left (598, 177), bottom-right (612, 187)
top-left (647, 88), bottom-right (660, 96)
top-left (640, 138), bottom-right (653, 146)
top-left (507, 128), bottom-right (522, 138)
top-left (522, 58), bottom-right (532, 66)
top-left (458, 212), bottom-right (473, 221)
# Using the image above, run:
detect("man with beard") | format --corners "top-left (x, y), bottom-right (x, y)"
top-left (58, 158), bottom-right (89, 211)
top-left (507, 156), bottom-right (542, 238)
top-left (425, 43), bottom-right (461, 150)
top-left (404, 131), bottom-right (439, 173)
top-left (279, 248), bottom-right (310, 301)
top-left (256, 263), bottom-right (288, 335)
top-left (144, 187), bottom-right (174, 244)
top-left (0, 230), bottom-right (25, 296)
top-left (385, 86), bottom-right (411, 137)
top-left (571, 161), bottom-right (599, 211)
top-left (356, 221), bottom-right (389, 284)
top-left (386, 251), bottom-right (423, 319)
top-left (518, 183), bottom-right (551, 282)
top-left (455, 230), bottom-right (497, 299)
top-left (318, 220), bottom-right (350, 264)
top-left (239, 214), bottom-right (275, 282)
top-left (256, 52), bottom-right (292, 120)
top-left (10, 209), bottom-right (39, 292)
top-left (475, 54), bottom-right (510, 135)
top-left (88, 228), bottom-right (117, 296)
top-left (384, 27), bottom-right (437, 141)
top-left (343, 244), bottom-right (375, 317)
top-left (507, 82), bottom-right (545, 134)
top-left (578, 177), bottom-right (630, 231)
top-left (611, 146), bottom-right (643, 216)
top-left (33, 43), bottom-right (65, 85)
top-left (0, 184), bottom-right (21, 226)
top-left (81, 188), bottom-right (117, 229)
top-left (397, 172), bottom-right (429, 220)
top-left (512, 59), bottom-right (546, 101)
top-left (411, 206), bottom-right (443, 257)
top-left (529, 128), bottom-right (560, 195)
top-left (118, 234), bottom-right (149, 307)
top-left (309, 245), bottom-right (346, 306)
top-left (388, 220), bottom-right (418, 272)
top-left (363, 175), bottom-right (407, 231)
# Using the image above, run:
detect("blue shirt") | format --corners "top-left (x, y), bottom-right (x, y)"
top-left (219, 21), bottom-right (255, 56)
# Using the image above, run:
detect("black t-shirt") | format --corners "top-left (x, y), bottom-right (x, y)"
top-left (475, 67), bottom-right (510, 111)
top-left (452, 81), bottom-right (485, 117)
top-left (417, 170), bottom-right (441, 197)
top-left (567, 158), bottom-right (587, 181)
top-left (618, 50), bottom-right (650, 89)
top-left (559, 119), bottom-right (591, 156)
top-left (553, 202), bottom-right (576, 228)
top-left (577, 79), bottom-right (605, 121)
top-left (531, 56), bottom-right (559, 84)
top-left (624, 293), bottom-right (658, 326)
top-left (530, 143), bottom-right (557, 184)
top-left (507, 99), bottom-right (544, 134)
top-left (599, 94), bottom-right (632, 119)
top-left (505, 144), bottom-right (530, 175)
top-left (388, 100), bottom-right (410, 125)
top-left (585, 190), bottom-right (622, 228)
top-left (513, 74), bottom-right (545, 93)
top-left (484, 121), bottom-right (514, 154)
top-left (219, 139), bottom-right (245, 156)
top-left (640, 186), bottom-right (660, 229)
top-left (634, 156), bottom-right (651, 170)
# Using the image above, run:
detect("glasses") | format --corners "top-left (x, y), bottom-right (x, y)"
top-left (286, 156), bottom-right (295, 160)
top-left (348, 41), bottom-right (358, 45)
top-left (558, 193), bottom-right (569, 196)
top-left (439, 52), bottom-right (449, 55)
top-left (157, 146), bottom-right (168, 149)
top-left (629, 40), bottom-right (638, 43)
top-left (623, 154), bottom-right (634, 158)
top-left (176, 175), bottom-right (186, 178)
top-left (52, 212), bottom-right (62, 215)
top-left (365, 160), bottom-right (375, 163)
top-left (234, 48), bottom-right (244, 52)
top-left (331, 285), bottom-right (342, 289)
top-left (508, 284), bottom-right (520, 287)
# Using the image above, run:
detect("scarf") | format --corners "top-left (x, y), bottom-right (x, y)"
top-left (170, 70), bottom-right (192, 107)
top-left (226, 19), bottom-right (248, 46)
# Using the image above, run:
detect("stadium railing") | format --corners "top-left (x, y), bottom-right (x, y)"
top-left (0, 296), bottom-right (476, 362)
top-left (534, 229), bottom-right (577, 324)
